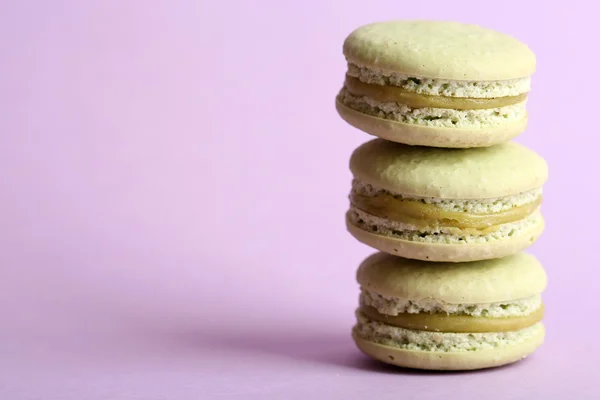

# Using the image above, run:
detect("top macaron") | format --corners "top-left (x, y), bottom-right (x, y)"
top-left (336, 20), bottom-right (536, 148)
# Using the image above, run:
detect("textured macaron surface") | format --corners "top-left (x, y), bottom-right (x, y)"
top-left (360, 290), bottom-right (542, 318)
top-left (350, 139), bottom-right (548, 199)
top-left (356, 252), bottom-right (547, 304)
top-left (354, 312), bottom-right (544, 352)
top-left (343, 20), bottom-right (535, 81)
top-left (338, 88), bottom-right (527, 130)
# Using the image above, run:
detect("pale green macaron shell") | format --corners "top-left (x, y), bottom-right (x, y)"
top-left (336, 20), bottom-right (536, 148)
top-left (350, 139), bottom-right (547, 199)
top-left (343, 20), bottom-right (535, 81)
top-left (356, 252), bottom-right (547, 305)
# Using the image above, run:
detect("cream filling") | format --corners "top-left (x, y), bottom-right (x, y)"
top-left (354, 311), bottom-right (543, 352)
top-left (339, 88), bottom-right (526, 128)
top-left (352, 179), bottom-right (542, 214)
top-left (360, 290), bottom-right (543, 318)
top-left (347, 63), bottom-right (531, 98)
top-left (348, 206), bottom-right (542, 244)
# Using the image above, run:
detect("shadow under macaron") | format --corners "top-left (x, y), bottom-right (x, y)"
top-left (157, 323), bottom-right (530, 375)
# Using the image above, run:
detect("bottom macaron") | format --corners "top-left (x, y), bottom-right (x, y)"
top-left (346, 212), bottom-right (545, 262)
top-left (351, 252), bottom-right (547, 370)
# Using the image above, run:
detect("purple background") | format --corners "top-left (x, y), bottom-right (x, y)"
top-left (1, 1), bottom-right (597, 398)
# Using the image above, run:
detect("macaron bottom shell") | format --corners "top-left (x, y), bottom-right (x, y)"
top-left (336, 98), bottom-right (527, 148)
top-left (352, 324), bottom-right (545, 371)
top-left (346, 213), bottom-right (544, 262)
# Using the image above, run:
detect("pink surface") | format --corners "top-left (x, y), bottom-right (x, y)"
top-left (1, 1), bottom-right (598, 398)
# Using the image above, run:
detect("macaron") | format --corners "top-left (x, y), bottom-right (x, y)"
top-left (346, 139), bottom-right (547, 262)
top-left (336, 20), bottom-right (536, 148)
top-left (353, 252), bottom-right (547, 370)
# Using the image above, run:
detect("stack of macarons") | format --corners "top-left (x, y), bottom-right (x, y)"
top-left (336, 20), bottom-right (548, 371)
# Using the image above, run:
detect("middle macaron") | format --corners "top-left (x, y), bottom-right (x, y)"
top-left (346, 139), bottom-right (548, 262)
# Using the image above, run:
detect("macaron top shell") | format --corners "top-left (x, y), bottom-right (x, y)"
top-left (343, 20), bottom-right (536, 81)
top-left (357, 252), bottom-right (547, 304)
top-left (350, 139), bottom-right (548, 199)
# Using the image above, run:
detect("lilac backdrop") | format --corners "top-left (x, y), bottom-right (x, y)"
top-left (1, 1), bottom-right (597, 399)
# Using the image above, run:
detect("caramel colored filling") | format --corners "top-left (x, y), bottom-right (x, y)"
top-left (345, 76), bottom-right (528, 110)
top-left (350, 193), bottom-right (541, 232)
top-left (360, 305), bottom-right (544, 333)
